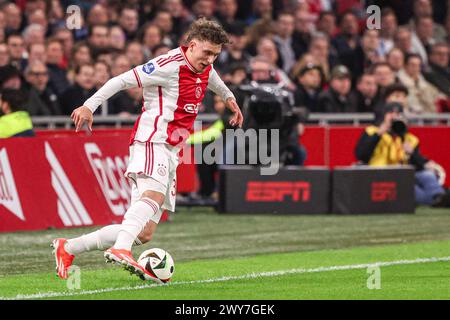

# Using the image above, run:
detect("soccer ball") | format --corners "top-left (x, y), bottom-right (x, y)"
top-left (137, 248), bottom-right (174, 283)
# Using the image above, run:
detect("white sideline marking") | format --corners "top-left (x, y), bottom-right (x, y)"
top-left (2, 256), bottom-right (450, 300)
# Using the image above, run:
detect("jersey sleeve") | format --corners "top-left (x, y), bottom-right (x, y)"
top-left (83, 58), bottom-right (171, 113)
top-left (207, 66), bottom-right (235, 102)
top-left (132, 59), bottom-right (171, 88)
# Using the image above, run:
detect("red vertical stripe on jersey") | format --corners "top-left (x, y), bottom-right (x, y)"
top-left (133, 68), bottom-right (142, 88)
top-left (150, 143), bottom-right (155, 175)
top-left (145, 142), bottom-right (149, 174)
top-left (146, 86), bottom-right (164, 144)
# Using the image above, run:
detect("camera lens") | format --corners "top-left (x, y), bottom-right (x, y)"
top-left (391, 119), bottom-right (407, 136)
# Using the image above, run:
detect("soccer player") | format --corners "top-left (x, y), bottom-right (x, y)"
top-left (52, 18), bottom-right (243, 282)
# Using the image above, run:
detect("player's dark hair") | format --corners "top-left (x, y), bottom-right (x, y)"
top-left (186, 18), bottom-right (230, 45)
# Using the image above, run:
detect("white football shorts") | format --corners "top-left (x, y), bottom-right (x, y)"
top-left (125, 142), bottom-right (179, 214)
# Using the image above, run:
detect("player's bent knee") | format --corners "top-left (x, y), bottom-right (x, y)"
top-left (141, 190), bottom-right (165, 206)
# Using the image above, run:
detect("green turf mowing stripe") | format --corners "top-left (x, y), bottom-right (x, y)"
top-left (2, 255), bottom-right (449, 300)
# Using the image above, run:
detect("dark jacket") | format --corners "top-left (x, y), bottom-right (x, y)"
top-left (108, 91), bottom-right (141, 115)
top-left (423, 63), bottom-right (450, 97)
top-left (27, 86), bottom-right (62, 116)
top-left (294, 84), bottom-right (321, 111)
top-left (60, 84), bottom-right (95, 115)
top-left (349, 90), bottom-right (379, 113)
top-left (317, 88), bottom-right (357, 113)
top-left (47, 63), bottom-right (70, 96)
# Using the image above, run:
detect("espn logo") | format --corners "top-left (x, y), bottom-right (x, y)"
top-left (246, 181), bottom-right (310, 202)
top-left (371, 182), bottom-right (397, 202)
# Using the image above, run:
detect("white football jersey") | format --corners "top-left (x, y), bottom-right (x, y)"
top-left (84, 46), bottom-right (235, 146)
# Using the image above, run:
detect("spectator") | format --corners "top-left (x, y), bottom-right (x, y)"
top-left (192, 0), bottom-right (215, 20)
top-left (152, 43), bottom-right (171, 58)
top-left (109, 25), bottom-right (127, 51)
top-left (47, 0), bottom-right (66, 30)
top-left (0, 43), bottom-right (10, 67)
top-left (244, 17), bottom-right (275, 56)
top-left (394, 27), bottom-right (420, 57)
top-left (53, 27), bottom-right (74, 69)
top-left (411, 16), bottom-right (436, 64)
top-left (161, 0), bottom-right (194, 39)
top-left (109, 86), bottom-right (142, 116)
top-left (22, 24), bottom-right (46, 48)
top-left (332, 11), bottom-right (360, 57)
top-left (111, 54), bottom-right (132, 77)
top-left (351, 73), bottom-right (379, 113)
top-left (246, 0), bottom-right (273, 25)
top-left (140, 23), bottom-right (163, 60)
top-left (126, 41), bottom-right (145, 67)
top-left (317, 65), bottom-right (356, 113)
top-left (317, 11), bottom-right (337, 38)
top-left (397, 53), bottom-right (442, 114)
top-left (256, 36), bottom-right (280, 69)
top-left (378, 8), bottom-right (397, 58)
top-left (386, 47), bottom-right (405, 75)
top-left (24, 61), bottom-right (61, 116)
top-left (153, 10), bottom-right (176, 47)
top-left (307, 32), bottom-right (336, 82)
top-left (291, 9), bottom-right (314, 60)
top-left (87, 4), bottom-right (110, 27)
top-left (0, 88), bottom-right (34, 138)
top-left (88, 25), bottom-right (110, 58)
top-left (28, 9), bottom-right (48, 35)
top-left (216, 22), bottom-right (250, 74)
top-left (46, 38), bottom-right (70, 96)
top-left (292, 63), bottom-right (323, 112)
top-left (118, 5), bottom-right (140, 41)
top-left (3, 3), bottom-right (22, 34)
top-left (67, 41), bottom-right (92, 83)
top-left (215, 0), bottom-right (240, 29)
top-left (371, 62), bottom-right (397, 98)
top-left (0, 65), bottom-right (22, 90)
top-left (256, 37), bottom-right (295, 90)
top-left (94, 60), bottom-right (110, 90)
top-left (342, 29), bottom-right (381, 81)
top-left (408, 0), bottom-right (447, 42)
top-left (355, 102), bottom-right (450, 207)
top-left (224, 62), bottom-right (247, 86)
top-left (423, 43), bottom-right (450, 97)
top-left (60, 64), bottom-right (96, 115)
top-left (273, 11), bottom-right (297, 73)
top-left (92, 60), bottom-right (111, 115)
top-left (6, 33), bottom-right (26, 70)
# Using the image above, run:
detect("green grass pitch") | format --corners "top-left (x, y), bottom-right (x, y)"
top-left (0, 207), bottom-right (449, 300)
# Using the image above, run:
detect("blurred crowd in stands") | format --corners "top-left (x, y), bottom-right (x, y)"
top-left (0, 0), bottom-right (449, 120)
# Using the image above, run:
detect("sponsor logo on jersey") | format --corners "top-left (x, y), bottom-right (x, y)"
top-left (245, 181), bottom-right (311, 202)
top-left (45, 142), bottom-right (93, 227)
top-left (183, 103), bottom-right (200, 114)
top-left (142, 62), bottom-right (155, 75)
top-left (0, 148), bottom-right (25, 221)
